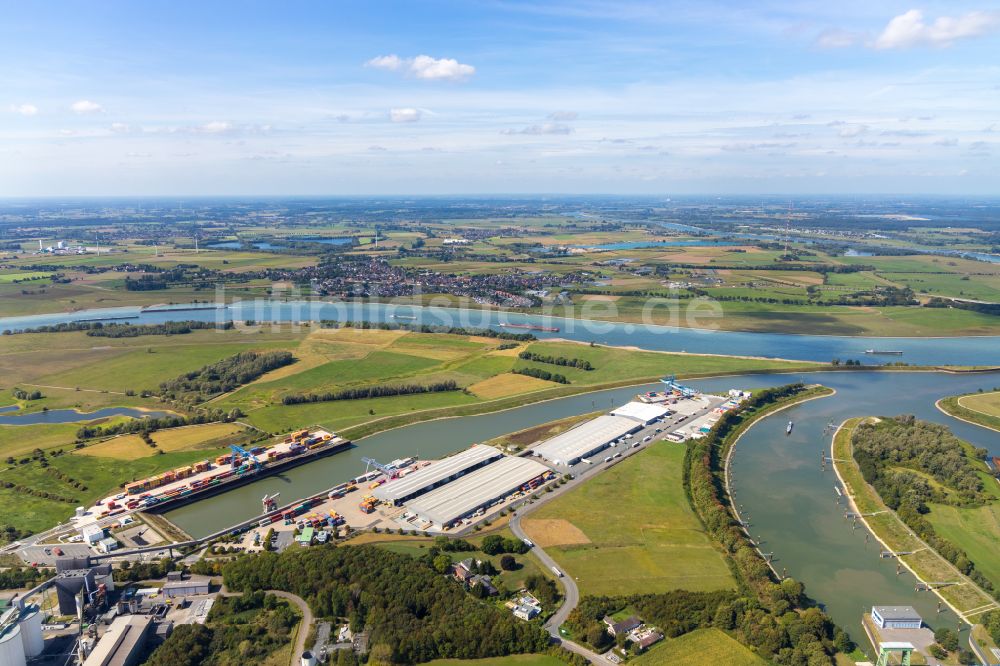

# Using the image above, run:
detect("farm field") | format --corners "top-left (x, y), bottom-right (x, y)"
top-left (631, 628), bottom-right (768, 666)
top-left (522, 444), bottom-right (736, 596)
top-left (425, 656), bottom-right (565, 666)
top-left (77, 422), bottom-right (252, 460)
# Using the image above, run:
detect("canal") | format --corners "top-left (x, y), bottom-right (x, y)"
top-left (165, 369), bottom-right (1000, 655)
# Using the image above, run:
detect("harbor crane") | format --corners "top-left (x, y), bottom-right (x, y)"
top-left (262, 492), bottom-right (281, 511)
top-left (230, 444), bottom-right (262, 476)
top-left (660, 375), bottom-right (697, 397)
top-left (362, 456), bottom-right (400, 479)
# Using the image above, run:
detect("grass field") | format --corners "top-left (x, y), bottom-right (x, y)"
top-left (78, 422), bottom-right (251, 460)
top-left (631, 628), bottom-right (767, 666)
top-left (938, 392), bottom-right (1000, 432)
top-left (522, 444), bottom-right (735, 596)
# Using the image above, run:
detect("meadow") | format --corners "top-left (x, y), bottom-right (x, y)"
top-left (631, 628), bottom-right (768, 666)
top-left (522, 444), bottom-right (735, 597)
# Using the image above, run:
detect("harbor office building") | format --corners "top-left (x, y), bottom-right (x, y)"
top-left (871, 606), bottom-right (922, 630)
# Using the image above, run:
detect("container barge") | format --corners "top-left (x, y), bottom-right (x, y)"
top-left (99, 430), bottom-right (351, 515)
top-left (499, 322), bottom-right (560, 333)
top-left (864, 349), bottom-right (903, 355)
top-left (140, 304), bottom-right (228, 313)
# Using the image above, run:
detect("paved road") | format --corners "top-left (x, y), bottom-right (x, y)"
top-left (268, 590), bottom-right (314, 663)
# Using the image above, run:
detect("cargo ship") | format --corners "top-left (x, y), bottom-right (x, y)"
top-left (498, 322), bottom-right (560, 333)
top-left (389, 314), bottom-right (418, 320)
top-left (140, 304), bottom-right (228, 313)
top-left (103, 430), bottom-right (352, 515)
top-left (864, 349), bottom-right (903, 355)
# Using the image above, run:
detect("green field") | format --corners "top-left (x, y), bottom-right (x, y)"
top-left (523, 444), bottom-right (735, 596)
top-left (938, 392), bottom-right (1000, 432)
top-left (631, 628), bottom-right (768, 666)
top-left (926, 472), bottom-right (1000, 592)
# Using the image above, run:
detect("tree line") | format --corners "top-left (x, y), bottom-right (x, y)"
top-left (75, 408), bottom-right (242, 440)
top-left (159, 350), bottom-right (295, 404)
top-left (682, 383), bottom-right (851, 664)
top-left (282, 380), bottom-right (460, 405)
top-left (518, 351), bottom-right (593, 370)
top-left (513, 368), bottom-right (569, 384)
top-left (222, 545), bottom-right (549, 664)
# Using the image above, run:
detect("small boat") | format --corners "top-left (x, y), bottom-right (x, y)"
top-left (390, 314), bottom-right (417, 320)
top-left (864, 349), bottom-right (903, 355)
top-left (786, 421), bottom-right (794, 435)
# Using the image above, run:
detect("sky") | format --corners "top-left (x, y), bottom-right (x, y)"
top-left (1, 0), bottom-right (999, 196)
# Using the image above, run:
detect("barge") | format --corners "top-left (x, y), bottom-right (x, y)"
top-left (140, 304), bottom-right (228, 313)
top-left (864, 349), bottom-right (903, 355)
top-left (499, 322), bottom-right (560, 333)
top-left (100, 431), bottom-right (352, 515)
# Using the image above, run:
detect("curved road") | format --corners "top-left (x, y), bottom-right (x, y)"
top-left (222, 588), bottom-right (313, 664)
top-left (510, 510), bottom-right (609, 665)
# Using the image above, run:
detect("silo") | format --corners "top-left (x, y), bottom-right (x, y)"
top-left (17, 606), bottom-right (43, 658)
top-left (75, 507), bottom-right (86, 518)
top-left (300, 651), bottom-right (317, 666)
top-left (0, 612), bottom-right (27, 666)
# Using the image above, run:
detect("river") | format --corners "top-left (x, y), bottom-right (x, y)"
top-left (163, 369), bottom-right (1000, 656)
top-left (3, 300), bottom-right (1000, 366)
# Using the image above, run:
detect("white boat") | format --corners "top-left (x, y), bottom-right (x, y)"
top-left (786, 421), bottom-right (794, 435)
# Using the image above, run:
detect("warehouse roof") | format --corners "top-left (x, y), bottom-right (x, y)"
top-left (83, 615), bottom-right (152, 666)
top-left (611, 401), bottom-right (670, 424)
top-left (532, 414), bottom-right (639, 463)
top-left (373, 444), bottom-right (502, 504)
top-left (406, 457), bottom-right (549, 525)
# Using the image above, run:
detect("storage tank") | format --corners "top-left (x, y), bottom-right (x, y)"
top-left (17, 605), bottom-right (43, 658)
top-left (75, 506), bottom-right (86, 518)
top-left (300, 651), bottom-right (317, 666)
top-left (0, 611), bottom-right (27, 666)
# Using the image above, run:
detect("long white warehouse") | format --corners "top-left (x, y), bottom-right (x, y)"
top-left (406, 456), bottom-right (551, 527)
top-left (610, 401), bottom-right (671, 424)
top-left (531, 414), bottom-right (641, 465)
top-left (373, 444), bottom-right (503, 506)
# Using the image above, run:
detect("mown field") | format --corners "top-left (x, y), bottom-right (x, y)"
top-left (926, 471), bottom-right (1000, 592)
top-left (522, 443), bottom-right (735, 596)
top-left (938, 391), bottom-right (1000, 432)
top-left (631, 628), bottom-right (768, 666)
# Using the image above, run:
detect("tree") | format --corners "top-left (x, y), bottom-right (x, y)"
top-left (500, 555), bottom-right (516, 571)
top-left (934, 627), bottom-right (959, 652)
top-left (586, 624), bottom-right (612, 650)
top-left (432, 553), bottom-right (453, 574)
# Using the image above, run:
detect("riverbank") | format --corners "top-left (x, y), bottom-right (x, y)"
top-left (830, 418), bottom-right (998, 623)
top-left (936, 393), bottom-right (1000, 433)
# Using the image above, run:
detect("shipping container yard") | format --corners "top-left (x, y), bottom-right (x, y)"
top-left (83, 428), bottom-right (348, 521)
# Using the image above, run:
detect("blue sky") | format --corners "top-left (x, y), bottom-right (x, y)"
top-left (2, 1), bottom-right (998, 195)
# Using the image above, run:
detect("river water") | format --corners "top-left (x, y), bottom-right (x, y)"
top-left (2, 301), bottom-right (1000, 366)
top-left (163, 369), bottom-right (1000, 655)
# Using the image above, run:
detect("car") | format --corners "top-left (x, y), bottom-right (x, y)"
top-left (603, 456), bottom-right (613, 463)
top-left (43, 548), bottom-right (51, 556)
top-left (53, 547), bottom-right (64, 556)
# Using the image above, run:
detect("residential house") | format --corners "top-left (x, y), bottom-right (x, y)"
top-left (603, 615), bottom-right (642, 637)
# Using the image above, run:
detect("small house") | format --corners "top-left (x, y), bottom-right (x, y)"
top-left (603, 615), bottom-right (642, 637)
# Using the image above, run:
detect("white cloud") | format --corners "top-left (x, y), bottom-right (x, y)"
top-left (10, 103), bottom-right (38, 116)
top-left (389, 108), bottom-right (422, 123)
top-left (548, 110), bottom-right (578, 121)
top-left (501, 122), bottom-right (573, 135)
top-left (71, 99), bottom-right (103, 114)
top-left (109, 122), bottom-right (132, 133)
top-left (934, 137), bottom-right (958, 146)
top-left (874, 9), bottom-right (1000, 49)
top-left (366, 54), bottom-right (403, 71)
top-left (367, 54), bottom-right (475, 82)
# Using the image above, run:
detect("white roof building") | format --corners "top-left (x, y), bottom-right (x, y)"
top-left (80, 523), bottom-right (104, 545)
top-left (532, 414), bottom-right (641, 465)
top-left (406, 457), bottom-right (550, 526)
top-left (610, 402), bottom-right (671, 424)
top-left (373, 445), bottom-right (503, 506)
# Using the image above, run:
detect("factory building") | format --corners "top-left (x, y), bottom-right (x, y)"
top-left (373, 444), bottom-right (503, 506)
top-left (83, 615), bottom-right (153, 666)
top-left (532, 414), bottom-right (641, 465)
top-left (161, 580), bottom-right (211, 599)
top-left (610, 402), bottom-right (671, 425)
top-left (406, 457), bottom-right (550, 527)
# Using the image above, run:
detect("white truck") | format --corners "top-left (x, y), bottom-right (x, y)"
top-left (552, 566), bottom-right (564, 577)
